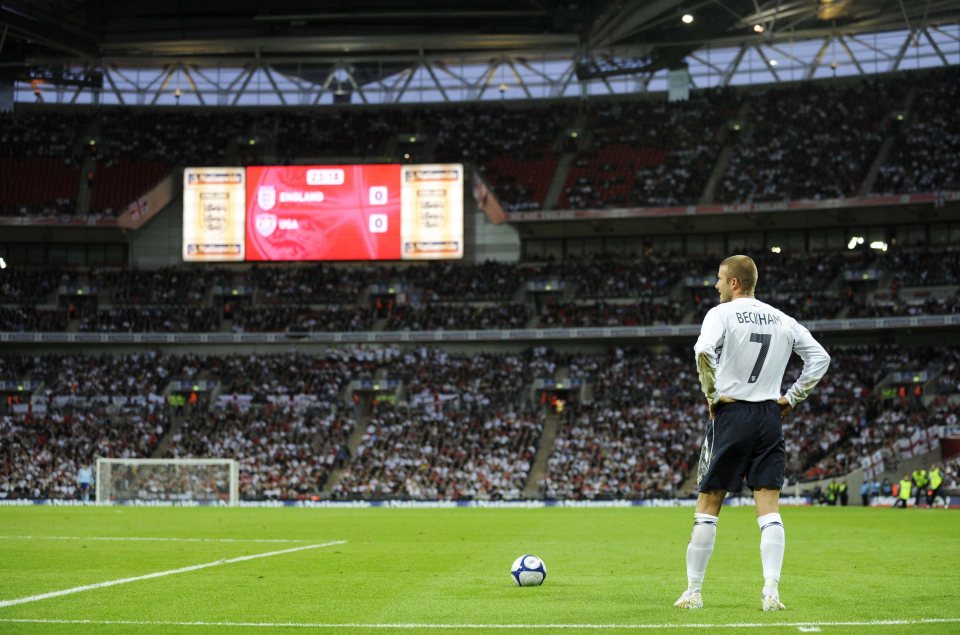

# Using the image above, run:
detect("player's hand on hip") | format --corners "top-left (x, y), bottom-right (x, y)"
top-left (777, 396), bottom-right (793, 417)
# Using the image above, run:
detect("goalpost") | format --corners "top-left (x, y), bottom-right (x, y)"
top-left (95, 458), bottom-right (240, 506)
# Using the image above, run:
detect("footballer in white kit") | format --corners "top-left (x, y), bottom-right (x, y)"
top-left (674, 255), bottom-right (830, 613)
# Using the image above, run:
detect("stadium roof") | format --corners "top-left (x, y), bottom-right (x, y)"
top-left (1, 1), bottom-right (957, 105)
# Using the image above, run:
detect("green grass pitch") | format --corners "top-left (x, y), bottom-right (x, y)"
top-left (0, 505), bottom-right (957, 634)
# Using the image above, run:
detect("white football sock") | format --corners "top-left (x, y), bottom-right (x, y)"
top-left (757, 512), bottom-right (785, 596)
top-left (686, 512), bottom-right (718, 593)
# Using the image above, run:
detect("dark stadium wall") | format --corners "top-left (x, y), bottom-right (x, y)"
top-left (470, 196), bottom-right (521, 262)
top-left (129, 192), bottom-right (183, 267)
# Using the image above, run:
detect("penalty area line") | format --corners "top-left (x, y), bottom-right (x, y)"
top-left (0, 618), bottom-right (957, 630)
top-left (0, 540), bottom-right (346, 609)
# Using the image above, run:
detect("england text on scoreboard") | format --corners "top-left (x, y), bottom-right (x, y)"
top-left (183, 164), bottom-right (464, 262)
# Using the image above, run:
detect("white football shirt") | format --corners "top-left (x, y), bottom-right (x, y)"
top-left (694, 296), bottom-right (830, 406)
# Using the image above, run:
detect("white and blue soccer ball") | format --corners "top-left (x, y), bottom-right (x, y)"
top-left (511, 554), bottom-right (547, 586)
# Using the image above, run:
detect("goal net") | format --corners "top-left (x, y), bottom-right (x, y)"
top-left (96, 458), bottom-right (239, 505)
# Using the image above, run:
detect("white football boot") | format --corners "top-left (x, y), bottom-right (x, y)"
top-left (674, 590), bottom-right (703, 609)
top-left (762, 594), bottom-right (786, 611)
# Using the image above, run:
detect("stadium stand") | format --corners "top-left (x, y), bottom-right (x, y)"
top-left (2, 244), bottom-right (960, 333)
top-left (168, 404), bottom-right (355, 500)
top-left (2, 70), bottom-right (956, 219)
top-left (1, 341), bottom-right (955, 500)
top-left (872, 75), bottom-right (960, 195)
top-left (717, 80), bottom-right (901, 203)
top-left (1, 56), bottom-right (958, 506)
top-left (558, 90), bottom-right (737, 208)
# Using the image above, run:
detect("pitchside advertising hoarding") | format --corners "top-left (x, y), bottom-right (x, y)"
top-left (182, 164), bottom-right (464, 262)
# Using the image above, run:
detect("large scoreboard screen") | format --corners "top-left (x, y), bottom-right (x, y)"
top-left (183, 163), bottom-right (464, 262)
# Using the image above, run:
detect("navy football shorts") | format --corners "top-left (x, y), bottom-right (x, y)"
top-left (697, 400), bottom-right (785, 493)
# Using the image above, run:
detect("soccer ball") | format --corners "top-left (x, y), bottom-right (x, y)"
top-left (511, 554), bottom-right (547, 586)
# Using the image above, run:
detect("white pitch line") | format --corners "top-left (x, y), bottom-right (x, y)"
top-left (0, 618), bottom-right (957, 630)
top-left (0, 535), bottom-right (315, 544)
top-left (0, 540), bottom-right (346, 609)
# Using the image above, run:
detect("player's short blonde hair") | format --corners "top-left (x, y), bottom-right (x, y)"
top-left (720, 254), bottom-right (758, 293)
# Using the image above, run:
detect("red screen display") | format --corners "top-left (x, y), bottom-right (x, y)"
top-left (245, 164), bottom-right (402, 261)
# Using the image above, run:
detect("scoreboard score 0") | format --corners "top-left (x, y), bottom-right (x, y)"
top-left (182, 163), bottom-right (464, 262)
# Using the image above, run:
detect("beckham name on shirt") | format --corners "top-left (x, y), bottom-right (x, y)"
top-left (735, 311), bottom-right (783, 326)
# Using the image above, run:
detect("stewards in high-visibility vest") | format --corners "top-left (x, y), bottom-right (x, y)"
top-left (912, 469), bottom-right (929, 508)
top-left (928, 465), bottom-right (944, 508)
top-left (894, 476), bottom-right (911, 508)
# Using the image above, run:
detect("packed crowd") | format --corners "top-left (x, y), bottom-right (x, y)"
top-left (873, 75), bottom-right (960, 194)
top-left (89, 268), bottom-right (228, 305)
top-left (5, 70), bottom-right (954, 221)
top-left (0, 307), bottom-right (68, 331)
top-left (230, 305), bottom-right (374, 332)
top-left (0, 343), bottom-right (957, 500)
top-left (543, 348), bottom-right (703, 499)
top-left (92, 110), bottom-right (256, 168)
top-left (383, 303), bottom-right (530, 331)
top-left (251, 265), bottom-right (371, 304)
top-left (332, 404), bottom-right (542, 500)
top-left (333, 348), bottom-right (544, 499)
top-left (846, 295), bottom-right (960, 318)
top-left (538, 300), bottom-right (685, 328)
top-left (0, 406), bottom-right (167, 499)
top-left (718, 80), bottom-right (904, 203)
top-left (0, 111), bottom-right (86, 160)
top-left (884, 246), bottom-right (960, 287)
top-left (560, 90), bottom-right (737, 209)
top-left (78, 307), bottom-right (220, 333)
top-left (561, 253), bottom-right (688, 299)
top-left (207, 348), bottom-right (386, 397)
top-left (0, 268), bottom-right (76, 303)
top-left (274, 109), bottom-right (404, 162)
top-left (0, 351), bottom-right (183, 499)
top-left (168, 404), bottom-right (355, 500)
top-left (4, 245), bottom-right (960, 333)
top-left (793, 347), bottom-right (958, 481)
